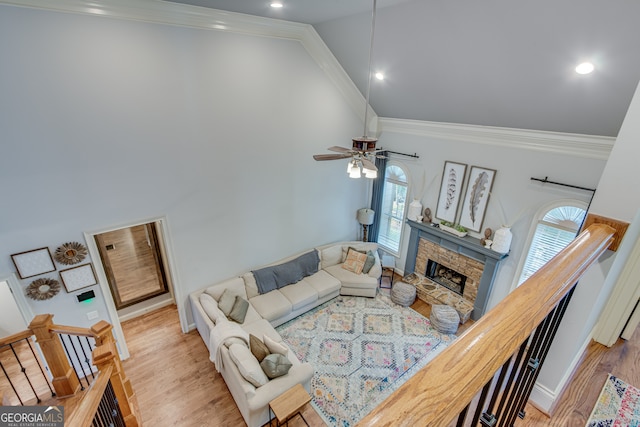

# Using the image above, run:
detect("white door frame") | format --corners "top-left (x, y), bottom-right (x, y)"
top-left (84, 215), bottom-right (184, 360)
top-left (0, 272), bottom-right (35, 329)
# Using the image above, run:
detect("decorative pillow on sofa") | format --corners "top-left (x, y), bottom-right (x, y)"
top-left (362, 250), bottom-right (376, 274)
top-left (218, 288), bottom-right (237, 316)
top-left (342, 248), bottom-right (368, 274)
top-left (264, 335), bottom-right (288, 357)
top-left (228, 296), bottom-right (250, 323)
top-left (199, 293), bottom-right (225, 324)
top-left (250, 334), bottom-right (270, 362)
top-left (260, 353), bottom-right (292, 379)
top-left (228, 343), bottom-right (269, 387)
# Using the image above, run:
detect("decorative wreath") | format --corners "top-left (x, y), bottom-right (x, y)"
top-left (26, 278), bottom-right (61, 301)
top-left (54, 241), bottom-right (88, 265)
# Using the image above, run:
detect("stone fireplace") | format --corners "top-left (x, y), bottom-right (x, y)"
top-left (404, 220), bottom-right (508, 322)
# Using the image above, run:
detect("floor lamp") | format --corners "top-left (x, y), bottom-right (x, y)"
top-left (357, 208), bottom-right (375, 242)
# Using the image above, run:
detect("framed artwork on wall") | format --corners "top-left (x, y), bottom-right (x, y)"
top-left (60, 263), bottom-right (97, 292)
top-left (458, 166), bottom-right (496, 232)
top-left (435, 161), bottom-right (467, 224)
top-left (11, 247), bottom-right (56, 279)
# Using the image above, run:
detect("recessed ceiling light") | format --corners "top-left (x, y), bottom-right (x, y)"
top-left (270, 2), bottom-right (283, 8)
top-left (575, 62), bottom-right (595, 75)
top-left (375, 72), bottom-right (385, 81)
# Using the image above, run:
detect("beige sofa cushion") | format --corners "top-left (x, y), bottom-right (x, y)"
top-left (303, 270), bottom-right (341, 298)
top-left (279, 281), bottom-right (318, 311)
top-left (324, 263), bottom-right (379, 288)
top-left (243, 272), bottom-right (260, 299)
top-left (228, 343), bottom-right (269, 387)
top-left (320, 245), bottom-right (343, 269)
top-left (199, 293), bottom-right (225, 324)
top-left (205, 276), bottom-right (248, 301)
top-left (249, 291), bottom-right (292, 322)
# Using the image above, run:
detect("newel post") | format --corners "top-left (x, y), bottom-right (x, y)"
top-left (28, 314), bottom-right (80, 397)
top-left (92, 329), bottom-right (139, 427)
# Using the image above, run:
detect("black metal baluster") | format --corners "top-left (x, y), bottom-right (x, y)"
top-left (9, 342), bottom-right (41, 403)
top-left (84, 337), bottom-right (97, 380)
top-left (471, 380), bottom-right (493, 425)
top-left (70, 335), bottom-right (92, 387)
top-left (494, 338), bottom-right (528, 426)
top-left (513, 287), bottom-right (577, 421)
top-left (457, 404), bottom-right (469, 426)
top-left (25, 337), bottom-right (55, 397)
top-left (0, 360), bottom-right (24, 405)
top-left (60, 334), bottom-right (85, 390)
top-left (480, 358), bottom-right (512, 427)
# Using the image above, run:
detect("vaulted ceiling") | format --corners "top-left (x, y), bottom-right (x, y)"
top-left (168, 0), bottom-right (640, 137)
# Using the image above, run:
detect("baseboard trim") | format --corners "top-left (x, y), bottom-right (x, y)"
top-left (118, 298), bottom-right (175, 322)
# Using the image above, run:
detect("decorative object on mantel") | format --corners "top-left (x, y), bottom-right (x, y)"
top-left (491, 226), bottom-right (513, 254)
top-left (357, 208), bottom-right (375, 242)
top-left (459, 166), bottom-right (496, 232)
top-left (436, 161), bottom-right (467, 224)
top-left (407, 199), bottom-right (423, 221)
top-left (54, 241), bottom-right (88, 265)
top-left (423, 207), bottom-right (432, 224)
top-left (11, 247), bottom-right (56, 279)
top-left (26, 277), bottom-right (61, 301)
top-left (438, 221), bottom-right (468, 238)
top-left (480, 227), bottom-right (493, 247)
top-left (60, 263), bottom-right (97, 292)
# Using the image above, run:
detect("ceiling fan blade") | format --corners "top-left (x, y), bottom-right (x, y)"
top-left (313, 153), bottom-right (352, 161)
top-left (328, 146), bottom-right (354, 153)
top-left (361, 158), bottom-right (378, 171)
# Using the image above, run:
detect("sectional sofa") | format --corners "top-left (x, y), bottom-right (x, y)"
top-left (189, 241), bottom-right (382, 427)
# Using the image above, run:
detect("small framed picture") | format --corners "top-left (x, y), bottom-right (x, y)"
top-left (60, 263), bottom-right (97, 292)
top-left (435, 161), bottom-right (467, 224)
top-left (458, 166), bottom-right (497, 232)
top-left (11, 247), bottom-right (57, 279)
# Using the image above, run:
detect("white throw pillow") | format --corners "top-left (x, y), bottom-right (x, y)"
top-left (228, 343), bottom-right (269, 388)
top-left (199, 293), bottom-right (225, 324)
top-left (321, 245), bottom-right (343, 269)
top-left (264, 335), bottom-right (288, 357)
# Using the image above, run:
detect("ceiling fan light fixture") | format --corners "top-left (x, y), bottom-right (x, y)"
top-left (363, 167), bottom-right (377, 179)
top-left (349, 162), bottom-right (362, 178)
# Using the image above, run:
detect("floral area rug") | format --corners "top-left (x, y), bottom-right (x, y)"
top-left (586, 373), bottom-right (640, 426)
top-left (275, 292), bottom-right (456, 426)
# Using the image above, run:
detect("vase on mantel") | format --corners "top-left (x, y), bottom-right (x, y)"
top-left (491, 226), bottom-right (512, 254)
top-left (408, 199), bottom-right (423, 221)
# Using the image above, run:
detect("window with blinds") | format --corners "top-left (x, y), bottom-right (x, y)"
top-left (517, 206), bottom-right (586, 286)
top-left (377, 164), bottom-right (409, 255)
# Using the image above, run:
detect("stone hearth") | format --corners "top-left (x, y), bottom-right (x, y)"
top-left (404, 220), bottom-right (508, 321)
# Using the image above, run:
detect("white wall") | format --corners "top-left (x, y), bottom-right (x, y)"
top-left (375, 126), bottom-right (607, 308)
top-left (0, 5), bottom-right (367, 330)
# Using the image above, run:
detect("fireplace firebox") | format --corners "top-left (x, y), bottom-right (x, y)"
top-left (426, 260), bottom-right (467, 296)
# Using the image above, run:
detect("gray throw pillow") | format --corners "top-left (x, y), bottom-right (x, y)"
top-left (260, 353), bottom-right (292, 379)
top-left (362, 250), bottom-right (376, 274)
top-left (228, 296), bottom-right (249, 323)
top-left (218, 288), bottom-right (236, 316)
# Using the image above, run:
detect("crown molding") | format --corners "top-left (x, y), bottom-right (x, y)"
top-left (0, 0), bottom-right (373, 125)
top-left (379, 118), bottom-right (614, 160)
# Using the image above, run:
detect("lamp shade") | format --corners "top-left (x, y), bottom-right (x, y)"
top-left (357, 208), bottom-right (375, 225)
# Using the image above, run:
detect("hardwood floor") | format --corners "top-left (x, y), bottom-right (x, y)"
top-left (119, 299), bottom-right (638, 426)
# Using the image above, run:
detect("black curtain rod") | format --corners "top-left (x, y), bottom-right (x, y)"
top-left (383, 149), bottom-right (419, 159)
top-left (530, 176), bottom-right (596, 192)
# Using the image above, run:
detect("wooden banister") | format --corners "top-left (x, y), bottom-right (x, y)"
top-left (28, 314), bottom-right (81, 397)
top-left (92, 341), bottom-right (139, 427)
top-left (358, 223), bottom-right (615, 426)
top-left (0, 330), bottom-right (33, 348)
top-left (65, 364), bottom-right (114, 427)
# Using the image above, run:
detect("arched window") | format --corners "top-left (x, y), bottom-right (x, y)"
top-left (377, 163), bottom-right (409, 254)
top-left (516, 203), bottom-right (587, 286)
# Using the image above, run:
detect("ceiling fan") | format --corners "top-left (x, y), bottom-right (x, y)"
top-left (313, 0), bottom-right (383, 179)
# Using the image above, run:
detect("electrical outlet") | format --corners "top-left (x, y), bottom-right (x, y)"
top-left (87, 311), bottom-right (99, 320)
